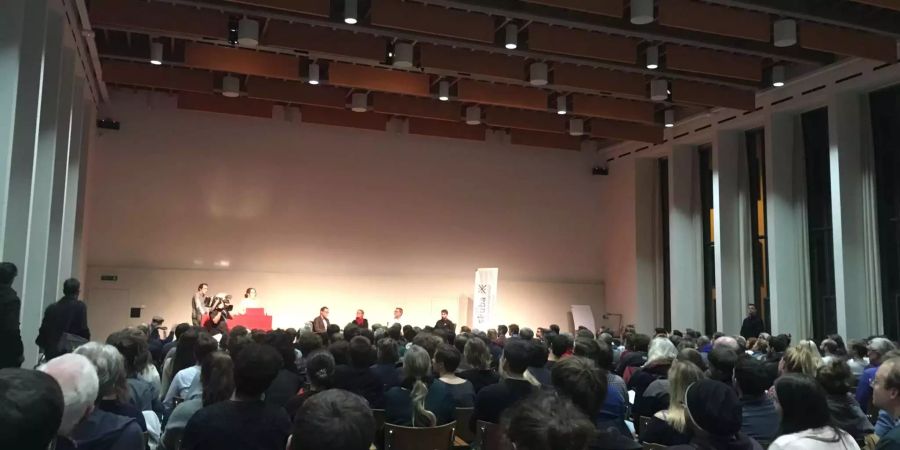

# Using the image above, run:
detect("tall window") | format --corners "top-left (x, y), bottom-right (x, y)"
top-left (746, 128), bottom-right (770, 331)
top-left (699, 145), bottom-right (716, 335)
top-left (660, 157), bottom-right (671, 332)
top-left (802, 108), bottom-right (837, 339)
top-left (870, 85), bottom-right (900, 338)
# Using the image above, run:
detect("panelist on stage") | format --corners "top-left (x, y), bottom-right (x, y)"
top-left (191, 283), bottom-right (209, 327)
top-left (238, 287), bottom-right (258, 314)
top-left (435, 309), bottom-right (455, 332)
top-left (388, 307), bottom-right (403, 327)
top-left (313, 306), bottom-right (330, 334)
top-left (353, 309), bottom-right (368, 329)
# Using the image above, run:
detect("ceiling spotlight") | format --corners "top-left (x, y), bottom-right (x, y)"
top-left (771, 64), bottom-right (786, 87)
top-left (529, 62), bottom-right (549, 86)
top-left (222, 75), bottom-right (240, 98)
top-left (392, 42), bottom-right (415, 68)
top-left (504, 23), bottom-right (518, 50)
top-left (664, 109), bottom-right (675, 128)
top-left (438, 80), bottom-right (450, 102)
top-left (773, 19), bottom-right (797, 48)
top-left (556, 95), bottom-right (568, 115)
top-left (150, 41), bottom-right (163, 65)
top-left (646, 45), bottom-right (659, 70)
top-left (227, 18), bottom-right (239, 45)
top-left (650, 79), bottom-right (669, 101)
top-left (237, 18), bottom-right (259, 47)
top-left (308, 62), bottom-right (320, 85)
top-left (344, 0), bottom-right (358, 25)
top-left (569, 118), bottom-right (584, 137)
top-left (351, 92), bottom-right (368, 112)
top-left (465, 105), bottom-right (481, 125)
top-left (631, 0), bottom-right (654, 25)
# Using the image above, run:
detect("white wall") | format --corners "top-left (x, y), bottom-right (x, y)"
top-left (82, 90), bottom-right (608, 339)
top-left (596, 157), bottom-right (638, 330)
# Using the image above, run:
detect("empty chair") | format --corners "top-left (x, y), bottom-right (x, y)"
top-left (384, 421), bottom-right (457, 450)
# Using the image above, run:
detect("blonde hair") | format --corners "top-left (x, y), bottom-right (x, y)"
top-left (403, 345), bottom-right (437, 427)
top-left (665, 360), bottom-right (706, 433)
top-left (781, 341), bottom-right (823, 377)
top-left (646, 337), bottom-right (678, 365)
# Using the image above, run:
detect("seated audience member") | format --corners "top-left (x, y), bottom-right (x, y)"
top-left (629, 337), bottom-right (677, 417)
top-left (40, 353), bottom-right (143, 450)
top-left (161, 328), bottom-right (201, 400)
top-left (858, 338), bottom-right (897, 411)
top-left (816, 360), bottom-right (874, 441)
top-left (595, 339), bottom-right (631, 437)
top-left (412, 332), bottom-right (444, 358)
top-left (263, 331), bottom-right (304, 409)
top-left (615, 333), bottom-right (650, 376)
top-left (780, 341), bottom-right (823, 378)
top-left (286, 350), bottom-right (335, 419)
top-left (875, 409), bottom-right (899, 439)
top-left (547, 334), bottom-right (573, 371)
top-left (457, 337), bottom-right (500, 393)
top-left (328, 339), bottom-right (350, 365)
top-left (163, 352), bottom-right (234, 450)
top-left (159, 322), bottom-right (191, 368)
top-left (106, 329), bottom-right (163, 416)
top-left (0, 368), bottom-right (64, 450)
top-left (295, 331), bottom-right (323, 383)
top-left (750, 339), bottom-right (768, 360)
top-left (289, 389), bottom-right (375, 450)
top-left (525, 340), bottom-right (552, 387)
top-left (334, 336), bottom-right (383, 408)
top-left (667, 380), bottom-right (763, 450)
top-left (708, 346), bottom-right (740, 385)
top-left (181, 343), bottom-right (291, 450)
top-left (872, 357), bottom-right (900, 448)
top-left (550, 356), bottom-right (641, 450)
top-left (433, 344), bottom-right (476, 407)
top-left (371, 337), bottom-right (403, 391)
top-left (640, 359), bottom-right (705, 447)
top-left (769, 373), bottom-right (859, 450)
top-left (574, 335), bottom-right (602, 364)
top-left (471, 339), bottom-right (538, 429)
top-left (73, 343), bottom-right (147, 431)
top-left (503, 392), bottom-right (596, 450)
top-left (384, 345), bottom-right (455, 427)
top-left (164, 331), bottom-right (218, 409)
top-left (733, 356), bottom-right (779, 445)
top-left (847, 340), bottom-right (870, 380)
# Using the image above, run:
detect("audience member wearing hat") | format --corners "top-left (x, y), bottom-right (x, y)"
top-left (668, 379), bottom-right (764, 450)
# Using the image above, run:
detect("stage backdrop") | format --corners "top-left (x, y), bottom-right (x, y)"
top-left (81, 90), bottom-right (607, 340)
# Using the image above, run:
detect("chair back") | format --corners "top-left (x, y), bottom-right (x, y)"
top-left (638, 416), bottom-right (652, 437)
top-left (474, 420), bottom-right (513, 450)
top-left (454, 408), bottom-right (475, 444)
top-left (384, 421), bottom-right (456, 450)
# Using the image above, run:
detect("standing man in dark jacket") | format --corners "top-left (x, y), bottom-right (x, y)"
top-left (739, 304), bottom-right (765, 339)
top-left (0, 262), bottom-right (24, 368)
top-left (36, 278), bottom-right (90, 359)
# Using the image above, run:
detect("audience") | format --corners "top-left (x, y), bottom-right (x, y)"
top-left (779, 341), bottom-right (823, 377)
top-left (0, 263), bottom-right (23, 369)
top-left (371, 337), bottom-right (403, 391)
top-left (616, 333), bottom-right (650, 376)
top-left (858, 337), bottom-right (897, 411)
top-left (334, 335), bottom-right (383, 408)
top-left (36, 278), bottom-right (90, 360)
top-left (457, 337), bottom-right (500, 393)
top-left (709, 346), bottom-right (740, 385)
top-left (503, 392), bottom-right (596, 450)
top-left (769, 373), bottom-right (858, 450)
top-left (286, 350), bottom-right (336, 419)
top-left (667, 379), bottom-right (762, 450)
top-left (433, 343), bottom-right (476, 407)
top-left (289, 389), bottom-right (375, 450)
top-left (163, 331), bottom-right (218, 409)
top-left (384, 344), bottom-right (455, 427)
top-left (596, 339), bottom-right (630, 435)
top-left (263, 330), bottom-right (304, 408)
top-left (525, 340), bottom-right (552, 387)
top-left (0, 368), bottom-right (64, 450)
top-left (847, 340), bottom-right (870, 380)
top-left (640, 359), bottom-right (705, 446)
top-left (733, 356), bottom-right (779, 445)
top-left (629, 336), bottom-right (677, 417)
top-left (816, 360), bottom-right (874, 441)
top-left (72, 343), bottom-right (147, 432)
top-left (163, 352), bottom-right (235, 450)
top-left (547, 333), bottom-right (573, 370)
top-left (872, 356), bottom-right (900, 448)
top-left (471, 338), bottom-right (538, 430)
top-left (106, 329), bottom-right (163, 416)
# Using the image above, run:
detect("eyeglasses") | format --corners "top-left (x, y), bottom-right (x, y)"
top-left (871, 377), bottom-right (883, 388)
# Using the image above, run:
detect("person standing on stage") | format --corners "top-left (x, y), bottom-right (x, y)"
top-left (435, 309), bottom-right (455, 332)
top-left (313, 307), bottom-right (330, 334)
top-left (388, 307), bottom-right (403, 327)
top-left (238, 287), bottom-right (258, 314)
top-left (354, 309), bottom-right (369, 329)
top-left (191, 283), bottom-right (209, 327)
top-left (739, 303), bottom-right (765, 339)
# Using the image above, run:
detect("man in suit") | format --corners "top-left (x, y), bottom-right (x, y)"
top-left (36, 279), bottom-right (91, 360)
top-left (312, 306), bottom-right (330, 334)
top-left (191, 283), bottom-right (209, 327)
top-left (0, 262), bottom-right (23, 368)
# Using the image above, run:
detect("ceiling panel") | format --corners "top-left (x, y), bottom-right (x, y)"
top-left (456, 80), bottom-right (548, 110)
top-left (570, 95), bottom-right (656, 124)
top-left (408, 117), bottom-right (487, 141)
top-left (800, 22), bottom-right (897, 62)
top-left (224, 0), bottom-right (331, 17)
top-left (301, 105), bottom-right (391, 131)
top-left (849, 0), bottom-right (900, 11)
top-left (419, 44), bottom-right (526, 82)
top-left (552, 64), bottom-right (648, 98)
top-left (184, 43), bottom-right (301, 80)
top-left (528, 23), bottom-right (639, 64)
top-left (90, 0), bottom-right (229, 39)
top-left (103, 61), bottom-right (214, 94)
top-left (370, 0), bottom-right (495, 43)
top-left (520, 0), bottom-right (624, 18)
top-left (371, 93), bottom-right (462, 121)
top-left (484, 108), bottom-right (567, 133)
top-left (246, 78), bottom-right (348, 108)
top-left (328, 63), bottom-right (432, 97)
top-left (510, 130), bottom-right (583, 151)
top-left (178, 92), bottom-right (274, 118)
top-left (263, 21), bottom-right (388, 62)
top-left (590, 119), bottom-right (664, 143)
top-left (665, 46), bottom-right (762, 82)
top-left (670, 79), bottom-right (756, 110)
top-left (658, 0), bottom-right (771, 42)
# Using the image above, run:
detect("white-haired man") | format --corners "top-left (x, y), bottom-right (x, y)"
top-left (39, 353), bottom-right (143, 450)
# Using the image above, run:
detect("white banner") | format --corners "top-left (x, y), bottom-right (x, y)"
top-left (473, 268), bottom-right (499, 331)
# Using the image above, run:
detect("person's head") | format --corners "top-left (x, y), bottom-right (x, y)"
top-left (265, 330), bottom-right (298, 371)
top-left (498, 324), bottom-right (508, 336)
top-left (434, 344), bottom-right (462, 375)
top-left (454, 333), bottom-right (469, 354)
top-left (747, 304), bottom-right (757, 316)
top-left (0, 368), bottom-right (64, 450)
top-left (412, 332), bottom-right (443, 358)
top-left (780, 342), bottom-right (822, 377)
top-left (873, 358), bottom-right (900, 415)
top-left (290, 389), bottom-right (375, 450)
top-left (348, 336), bottom-right (375, 369)
top-left (666, 359), bottom-right (707, 433)
top-left (519, 328), bottom-right (534, 340)
top-left (683, 379), bottom-right (743, 439)
top-left (387, 324), bottom-right (402, 341)
top-left (816, 359), bottom-right (855, 396)
top-left (595, 339), bottom-right (615, 371)
top-left (734, 356), bottom-right (772, 398)
top-left (320, 306), bottom-right (329, 318)
top-left (753, 339), bottom-right (768, 354)
top-left (376, 338), bottom-right (399, 365)
top-left (548, 334), bottom-right (572, 359)
top-left (328, 340), bottom-right (350, 365)
top-left (769, 334), bottom-right (789, 353)
top-left (355, 309), bottom-right (364, 320)
top-left (38, 354), bottom-right (99, 436)
top-left (508, 324), bottom-right (520, 336)
top-left (245, 287), bottom-right (256, 298)
top-left (707, 347), bottom-right (739, 383)
top-left (632, 333), bottom-right (651, 352)
top-left (849, 339), bottom-right (869, 360)
top-left (393, 307), bottom-right (403, 319)
top-left (198, 283), bottom-right (208, 295)
top-left (773, 373), bottom-right (832, 435)
top-left (550, 356), bottom-right (607, 416)
top-left (647, 337), bottom-right (678, 363)
top-left (307, 350), bottom-right (336, 390)
top-left (73, 342), bottom-right (127, 402)
top-left (500, 338), bottom-right (531, 377)
top-left (549, 324), bottom-right (560, 334)
top-left (676, 347), bottom-right (706, 372)
top-left (297, 331), bottom-right (324, 357)
top-left (200, 352), bottom-right (234, 407)
top-left (232, 343), bottom-right (283, 398)
top-left (502, 392), bottom-right (595, 450)
top-left (572, 336), bottom-right (600, 365)
top-left (0, 262), bottom-right (17, 286)
top-left (713, 336), bottom-right (739, 351)
top-left (440, 309), bottom-right (448, 320)
top-left (62, 278), bottom-right (80, 297)
top-left (527, 341), bottom-right (549, 369)
top-left (172, 327), bottom-right (201, 377)
top-left (869, 337), bottom-right (896, 366)
top-left (194, 332), bottom-right (219, 365)
top-left (464, 337), bottom-right (492, 370)
top-left (105, 329), bottom-right (151, 378)
top-left (173, 322), bottom-right (191, 340)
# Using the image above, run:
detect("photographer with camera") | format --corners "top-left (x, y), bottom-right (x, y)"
top-left (204, 293), bottom-right (233, 338)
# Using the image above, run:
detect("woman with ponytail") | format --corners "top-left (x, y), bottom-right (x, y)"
top-left (385, 344), bottom-right (455, 427)
top-left (285, 350), bottom-right (335, 419)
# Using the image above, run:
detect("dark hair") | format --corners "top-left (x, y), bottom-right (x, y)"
top-left (632, 334), bottom-right (651, 352)
top-left (233, 343), bottom-right (283, 397)
top-left (825, 334), bottom-right (848, 356)
top-left (412, 332), bottom-right (443, 358)
top-left (62, 278), bottom-right (80, 296)
top-left (244, 287), bottom-right (254, 298)
top-left (677, 348), bottom-right (707, 372)
top-left (194, 332), bottom-right (219, 365)
top-left (551, 356), bottom-right (607, 416)
top-left (0, 369), bottom-right (64, 450)
top-left (343, 323), bottom-right (361, 341)
top-left (528, 341), bottom-right (549, 368)
top-left (402, 325), bottom-right (416, 342)
top-left (816, 360), bottom-right (855, 395)
top-left (595, 339), bottom-right (615, 371)
top-left (201, 352), bottom-right (234, 406)
top-left (549, 334), bottom-right (573, 358)
top-left (734, 356), bottom-right (771, 397)
top-left (440, 309), bottom-right (448, 314)
top-left (502, 392), bottom-right (596, 450)
top-left (348, 336), bottom-right (375, 369)
top-left (106, 330), bottom-right (151, 378)
top-left (770, 334), bottom-right (789, 353)
top-left (377, 338), bottom-right (400, 364)
top-left (549, 324), bottom-right (560, 334)
top-left (387, 324), bottom-right (402, 341)
top-left (435, 344), bottom-right (462, 373)
top-left (573, 336), bottom-right (600, 366)
top-left (291, 389), bottom-right (375, 450)
top-left (454, 333), bottom-right (469, 354)
top-left (171, 328), bottom-right (201, 382)
top-left (173, 323), bottom-right (191, 340)
top-left (464, 337), bottom-right (492, 370)
top-left (502, 339), bottom-right (531, 374)
top-left (498, 325), bottom-right (508, 335)
top-left (508, 324), bottom-right (520, 335)
top-left (849, 340), bottom-right (869, 359)
top-left (708, 347), bottom-right (739, 384)
top-left (198, 283), bottom-right (208, 290)
top-left (298, 332), bottom-right (324, 356)
top-left (307, 350), bottom-right (336, 389)
top-left (265, 330), bottom-right (298, 372)
top-left (320, 306), bottom-right (328, 312)
top-left (0, 262), bottom-right (17, 285)
top-left (775, 373), bottom-right (837, 438)
top-left (328, 340), bottom-right (350, 365)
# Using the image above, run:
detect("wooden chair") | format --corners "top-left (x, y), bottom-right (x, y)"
top-left (454, 408), bottom-right (475, 444)
top-left (384, 421), bottom-right (457, 450)
top-left (474, 420), bottom-right (513, 450)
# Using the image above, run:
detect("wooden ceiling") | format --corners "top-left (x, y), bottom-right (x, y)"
top-left (88, 0), bottom-right (900, 151)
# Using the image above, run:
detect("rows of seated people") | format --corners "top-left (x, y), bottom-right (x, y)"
top-left (4, 320), bottom-right (900, 450)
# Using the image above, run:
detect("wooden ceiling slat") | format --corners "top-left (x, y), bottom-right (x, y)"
top-left (184, 43), bottom-right (300, 80)
top-left (370, 0), bottom-right (495, 44)
top-left (224, 0), bottom-right (331, 17)
top-left (509, 130), bottom-right (582, 151)
top-left (178, 92), bottom-right (274, 118)
top-left (552, 64), bottom-right (647, 98)
top-left (371, 93), bottom-right (461, 122)
top-left (408, 118), bottom-right (486, 141)
top-left (670, 79), bottom-right (756, 110)
top-left (90, 0), bottom-right (228, 39)
top-left (666, 46), bottom-right (762, 82)
top-left (456, 80), bottom-right (548, 111)
top-left (419, 44), bottom-right (526, 82)
top-left (263, 21), bottom-right (388, 62)
top-left (589, 119), bottom-right (664, 144)
top-left (527, 23), bottom-right (639, 64)
top-left (849, 0), bottom-right (900, 11)
top-left (102, 61), bottom-right (214, 93)
top-left (520, 0), bottom-right (623, 18)
top-left (570, 95), bottom-right (656, 124)
top-left (658, 0), bottom-right (771, 43)
top-left (484, 108), bottom-right (567, 133)
top-left (328, 63), bottom-right (431, 97)
top-left (246, 78), bottom-right (347, 109)
top-left (301, 106), bottom-right (390, 131)
top-left (800, 22), bottom-right (897, 62)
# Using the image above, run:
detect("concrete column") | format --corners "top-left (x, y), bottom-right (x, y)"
top-left (635, 157), bottom-right (663, 332)
top-left (765, 113), bottom-right (811, 338)
top-left (0, 0), bottom-right (27, 254)
top-left (828, 93), bottom-right (882, 339)
top-left (71, 105), bottom-right (95, 281)
top-left (58, 80), bottom-right (87, 284)
top-left (669, 145), bottom-right (705, 332)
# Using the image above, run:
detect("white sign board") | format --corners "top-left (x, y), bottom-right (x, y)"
top-left (473, 268), bottom-right (499, 331)
top-left (570, 304), bottom-right (596, 333)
